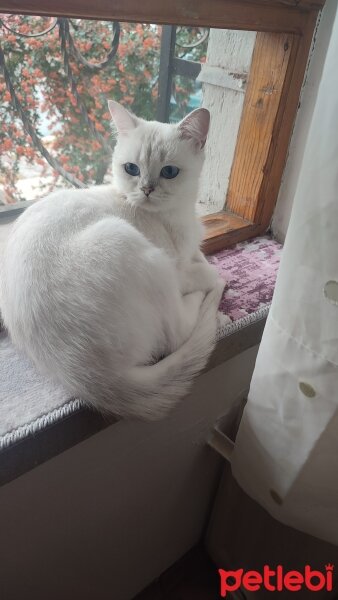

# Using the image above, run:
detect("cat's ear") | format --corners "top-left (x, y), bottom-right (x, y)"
top-left (178, 108), bottom-right (210, 149)
top-left (108, 100), bottom-right (138, 134)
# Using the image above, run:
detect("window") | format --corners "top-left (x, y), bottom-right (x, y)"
top-left (0, 17), bottom-right (252, 216)
top-left (0, 0), bottom-right (324, 255)
top-left (0, 17), bottom-right (164, 200)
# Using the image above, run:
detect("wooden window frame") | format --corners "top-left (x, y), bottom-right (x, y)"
top-left (0, 0), bottom-right (325, 253)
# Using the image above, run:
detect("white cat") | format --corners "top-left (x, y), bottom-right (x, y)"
top-left (0, 101), bottom-right (224, 419)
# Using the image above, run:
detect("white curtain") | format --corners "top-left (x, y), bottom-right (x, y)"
top-left (231, 7), bottom-right (338, 546)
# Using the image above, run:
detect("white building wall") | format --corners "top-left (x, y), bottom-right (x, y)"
top-left (197, 29), bottom-right (256, 215)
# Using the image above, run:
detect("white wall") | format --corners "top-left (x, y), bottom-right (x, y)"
top-left (0, 347), bottom-right (258, 600)
top-left (197, 29), bottom-right (255, 215)
top-left (272, 0), bottom-right (338, 241)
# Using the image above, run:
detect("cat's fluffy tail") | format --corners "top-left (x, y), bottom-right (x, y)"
top-left (118, 282), bottom-right (223, 420)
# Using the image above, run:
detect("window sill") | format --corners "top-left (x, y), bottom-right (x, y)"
top-left (0, 235), bottom-right (282, 487)
top-left (202, 210), bottom-right (263, 255)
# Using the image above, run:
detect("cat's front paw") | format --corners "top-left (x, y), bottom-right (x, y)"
top-left (213, 276), bottom-right (227, 303)
top-left (200, 263), bottom-right (220, 292)
top-left (217, 310), bottom-right (232, 328)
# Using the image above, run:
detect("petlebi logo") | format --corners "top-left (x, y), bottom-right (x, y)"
top-left (218, 564), bottom-right (334, 596)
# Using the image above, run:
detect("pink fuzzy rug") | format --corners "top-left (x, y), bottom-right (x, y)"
top-left (208, 236), bottom-right (283, 322)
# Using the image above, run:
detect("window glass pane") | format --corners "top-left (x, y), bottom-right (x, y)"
top-left (0, 15), bottom-right (255, 216)
top-left (169, 26), bottom-right (207, 123)
top-left (0, 16), bottom-right (161, 203)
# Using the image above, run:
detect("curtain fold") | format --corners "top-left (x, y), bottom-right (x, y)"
top-left (231, 6), bottom-right (338, 545)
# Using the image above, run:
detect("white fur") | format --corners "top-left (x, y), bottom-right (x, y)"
top-left (0, 104), bottom-right (224, 419)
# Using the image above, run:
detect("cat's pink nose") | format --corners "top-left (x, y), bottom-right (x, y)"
top-left (141, 185), bottom-right (154, 197)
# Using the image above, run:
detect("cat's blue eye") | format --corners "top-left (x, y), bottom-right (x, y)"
top-left (124, 163), bottom-right (140, 176)
top-left (160, 165), bottom-right (180, 179)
